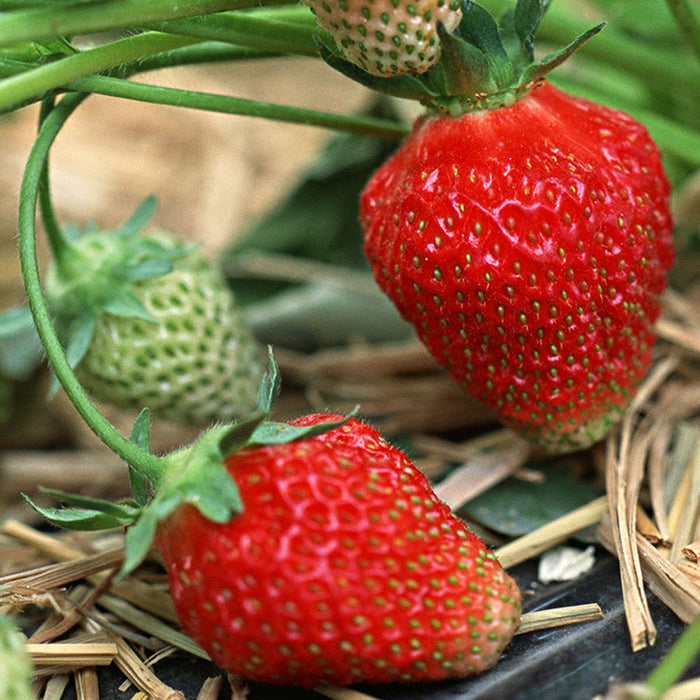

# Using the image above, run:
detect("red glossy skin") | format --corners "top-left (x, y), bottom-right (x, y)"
top-left (155, 415), bottom-right (520, 687)
top-left (361, 82), bottom-right (674, 452)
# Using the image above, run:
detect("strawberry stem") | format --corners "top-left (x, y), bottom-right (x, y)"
top-left (17, 93), bottom-right (167, 487)
top-left (65, 74), bottom-right (408, 140)
top-left (0, 31), bottom-right (198, 113)
top-left (149, 6), bottom-right (319, 57)
top-left (0, 0), bottom-right (278, 47)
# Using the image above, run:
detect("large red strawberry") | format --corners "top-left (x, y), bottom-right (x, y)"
top-left (155, 413), bottom-right (520, 686)
top-left (361, 80), bottom-right (673, 452)
top-left (27, 367), bottom-right (520, 688)
top-left (317, 0), bottom-right (675, 453)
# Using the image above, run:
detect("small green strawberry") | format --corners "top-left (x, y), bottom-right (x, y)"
top-left (303, 0), bottom-right (462, 76)
top-left (0, 615), bottom-right (34, 700)
top-left (45, 197), bottom-right (264, 425)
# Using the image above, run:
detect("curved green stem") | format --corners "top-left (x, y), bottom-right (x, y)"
top-left (18, 94), bottom-right (166, 485)
top-left (0, 0), bottom-right (278, 48)
top-left (0, 31), bottom-right (199, 113)
top-left (665, 0), bottom-right (700, 65)
top-left (36, 97), bottom-right (76, 268)
top-left (66, 73), bottom-right (408, 139)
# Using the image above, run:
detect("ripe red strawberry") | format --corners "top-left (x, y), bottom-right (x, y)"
top-left (303, 0), bottom-right (462, 77)
top-left (361, 80), bottom-right (673, 453)
top-left (155, 414), bottom-right (520, 686)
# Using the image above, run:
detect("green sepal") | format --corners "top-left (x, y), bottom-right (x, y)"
top-left (459, 2), bottom-right (514, 89)
top-left (0, 306), bottom-right (44, 381)
top-left (120, 195), bottom-right (158, 238)
top-left (23, 489), bottom-right (140, 531)
top-left (114, 257), bottom-right (176, 283)
top-left (519, 22), bottom-right (605, 85)
top-left (129, 409), bottom-right (152, 507)
top-left (248, 407), bottom-right (359, 447)
top-left (218, 412), bottom-right (267, 458)
top-left (48, 312), bottom-right (95, 397)
top-left (513, 0), bottom-right (548, 60)
top-left (434, 23), bottom-right (493, 96)
top-left (256, 345), bottom-right (282, 414)
top-left (101, 289), bottom-right (153, 322)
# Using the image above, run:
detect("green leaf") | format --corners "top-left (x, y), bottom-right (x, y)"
top-left (119, 194), bottom-right (157, 238)
top-left (37, 487), bottom-right (140, 518)
top-left (513, 0), bottom-right (546, 57)
top-left (461, 462), bottom-right (602, 540)
top-left (49, 312), bottom-right (94, 397)
top-left (459, 2), bottom-right (514, 88)
top-left (64, 313), bottom-right (95, 369)
top-left (121, 506), bottom-right (160, 579)
top-left (23, 491), bottom-right (139, 531)
top-left (520, 22), bottom-right (605, 85)
top-left (0, 306), bottom-right (43, 380)
top-left (217, 412), bottom-right (267, 458)
top-left (129, 409), bottom-right (152, 507)
top-left (256, 346), bottom-right (281, 414)
top-left (248, 409), bottom-right (358, 446)
top-left (116, 258), bottom-right (175, 283)
top-left (433, 23), bottom-right (493, 95)
top-left (102, 290), bottom-right (153, 322)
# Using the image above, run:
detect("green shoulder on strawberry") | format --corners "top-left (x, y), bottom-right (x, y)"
top-left (312, 0), bottom-right (674, 453)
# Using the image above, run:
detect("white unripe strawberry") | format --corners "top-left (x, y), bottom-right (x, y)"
top-left (304, 0), bottom-right (463, 76)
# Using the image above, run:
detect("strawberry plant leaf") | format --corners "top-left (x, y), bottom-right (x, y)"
top-left (129, 409), bottom-right (152, 507)
top-left (459, 2), bottom-right (514, 89)
top-left (435, 24), bottom-right (493, 95)
top-left (120, 194), bottom-right (157, 238)
top-left (248, 409), bottom-right (358, 446)
top-left (461, 463), bottom-right (602, 540)
top-left (63, 313), bottom-right (95, 369)
top-left (23, 492), bottom-right (139, 531)
top-left (256, 346), bottom-right (281, 414)
top-left (520, 22), bottom-right (605, 85)
top-left (115, 257), bottom-right (175, 283)
top-left (36, 487), bottom-right (140, 517)
top-left (122, 506), bottom-right (160, 578)
top-left (513, 0), bottom-right (547, 57)
top-left (0, 306), bottom-right (43, 380)
top-left (217, 413), bottom-right (267, 458)
top-left (101, 290), bottom-right (153, 322)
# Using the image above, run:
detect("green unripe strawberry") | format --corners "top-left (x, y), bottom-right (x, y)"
top-left (303, 0), bottom-right (462, 76)
top-left (45, 200), bottom-right (264, 425)
top-left (0, 615), bottom-right (34, 700)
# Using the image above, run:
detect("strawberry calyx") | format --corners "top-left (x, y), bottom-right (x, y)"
top-left (25, 353), bottom-right (356, 577)
top-left (45, 195), bottom-right (196, 373)
top-left (316, 0), bottom-right (603, 116)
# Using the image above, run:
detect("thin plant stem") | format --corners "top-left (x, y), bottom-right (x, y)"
top-left (0, 0), bottom-right (283, 48)
top-left (66, 74), bottom-right (409, 140)
top-left (149, 6), bottom-right (319, 57)
top-left (17, 94), bottom-right (166, 485)
top-left (665, 0), bottom-right (700, 65)
top-left (0, 31), bottom-right (199, 113)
